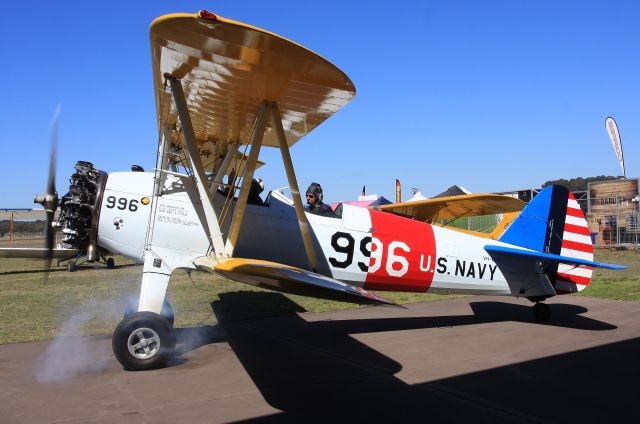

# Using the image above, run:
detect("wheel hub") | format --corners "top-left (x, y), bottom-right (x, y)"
top-left (127, 327), bottom-right (161, 360)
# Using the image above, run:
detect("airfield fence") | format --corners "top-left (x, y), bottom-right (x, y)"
top-left (587, 195), bottom-right (640, 248)
top-left (445, 215), bottom-right (498, 234)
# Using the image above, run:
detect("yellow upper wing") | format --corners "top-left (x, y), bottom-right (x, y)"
top-left (376, 194), bottom-right (525, 223)
top-left (150, 11), bottom-right (356, 169)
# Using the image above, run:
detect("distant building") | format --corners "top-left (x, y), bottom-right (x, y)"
top-left (0, 209), bottom-right (50, 221)
top-left (493, 188), bottom-right (541, 203)
top-left (495, 179), bottom-right (639, 246)
top-left (587, 178), bottom-right (639, 246)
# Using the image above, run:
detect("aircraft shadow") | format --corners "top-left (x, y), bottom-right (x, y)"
top-left (173, 325), bottom-right (227, 356)
top-left (171, 292), bottom-right (631, 421)
top-left (174, 294), bottom-right (614, 357)
top-left (231, 332), bottom-right (640, 423)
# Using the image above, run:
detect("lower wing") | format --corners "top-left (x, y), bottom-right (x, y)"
top-left (195, 257), bottom-right (399, 306)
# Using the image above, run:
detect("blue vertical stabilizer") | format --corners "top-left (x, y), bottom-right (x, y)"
top-left (498, 186), bottom-right (568, 254)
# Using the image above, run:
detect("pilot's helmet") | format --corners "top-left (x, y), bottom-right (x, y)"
top-left (252, 178), bottom-right (264, 193)
top-left (306, 182), bottom-right (323, 202)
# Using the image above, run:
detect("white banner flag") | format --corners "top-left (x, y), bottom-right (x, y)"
top-left (605, 117), bottom-right (625, 177)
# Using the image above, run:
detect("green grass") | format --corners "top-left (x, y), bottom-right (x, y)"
top-left (0, 255), bottom-right (459, 344)
top-left (0, 248), bottom-right (637, 344)
top-left (577, 248), bottom-right (640, 301)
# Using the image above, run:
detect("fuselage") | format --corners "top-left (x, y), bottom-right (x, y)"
top-left (234, 191), bottom-right (514, 296)
top-left (95, 171), bottom-right (553, 298)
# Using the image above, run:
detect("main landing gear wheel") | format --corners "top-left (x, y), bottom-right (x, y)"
top-left (123, 299), bottom-right (175, 327)
top-left (106, 257), bottom-right (115, 269)
top-left (533, 303), bottom-right (551, 321)
top-left (112, 312), bottom-right (175, 371)
top-left (67, 261), bottom-right (77, 272)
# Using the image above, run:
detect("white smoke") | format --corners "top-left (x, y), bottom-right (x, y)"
top-left (33, 280), bottom-right (223, 381)
top-left (33, 295), bottom-right (134, 383)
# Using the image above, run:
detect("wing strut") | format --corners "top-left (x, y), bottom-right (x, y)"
top-left (271, 103), bottom-right (319, 272)
top-left (162, 78), bottom-right (319, 270)
top-left (166, 75), bottom-right (226, 256)
top-left (224, 102), bottom-right (270, 255)
top-left (219, 101), bottom-right (319, 271)
top-left (154, 124), bottom-right (173, 196)
top-left (209, 143), bottom-right (237, 194)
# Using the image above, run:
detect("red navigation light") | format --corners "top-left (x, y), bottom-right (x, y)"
top-left (199, 10), bottom-right (217, 21)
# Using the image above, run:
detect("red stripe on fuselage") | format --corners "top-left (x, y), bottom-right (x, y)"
top-left (364, 210), bottom-right (436, 292)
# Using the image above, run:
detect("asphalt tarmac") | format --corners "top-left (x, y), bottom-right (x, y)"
top-left (1, 294), bottom-right (639, 423)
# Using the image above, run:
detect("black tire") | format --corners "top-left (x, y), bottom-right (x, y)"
top-left (533, 303), bottom-right (551, 321)
top-left (112, 312), bottom-right (175, 371)
top-left (67, 262), bottom-right (76, 272)
top-left (124, 298), bottom-right (175, 327)
top-left (106, 257), bottom-right (115, 269)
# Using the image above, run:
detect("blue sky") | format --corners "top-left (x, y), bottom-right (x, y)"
top-left (1, 0), bottom-right (638, 207)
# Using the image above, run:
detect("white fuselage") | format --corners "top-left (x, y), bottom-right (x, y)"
top-left (97, 172), bottom-right (550, 299)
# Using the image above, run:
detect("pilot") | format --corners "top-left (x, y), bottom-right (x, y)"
top-left (305, 182), bottom-right (336, 217)
top-left (248, 178), bottom-right (265, 206)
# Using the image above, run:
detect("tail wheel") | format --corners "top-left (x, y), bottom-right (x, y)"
top-left (106, 257), bottom-right (115, 269)
top-left (112, 312), bottom-right (175, 371)
top-left (533, 303), bottom-right (551, 321)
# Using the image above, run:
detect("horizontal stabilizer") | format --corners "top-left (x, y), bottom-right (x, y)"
top-left (195, 257), bottom-right (398, 307)
top-left (485, 245), bottom-right (626, 270)
top-left (0, 247), bottom-right (78, 259)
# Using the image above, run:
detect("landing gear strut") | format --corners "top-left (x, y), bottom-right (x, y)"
top-left (123, 298), bottom-right (175, 326)
top-left (533, 302), bottom-right (551, 321)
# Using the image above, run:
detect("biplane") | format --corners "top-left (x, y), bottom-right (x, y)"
top-left (24, 11), bottom-right (624, 371)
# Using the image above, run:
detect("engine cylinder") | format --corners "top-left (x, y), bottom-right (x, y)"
top-left (56, 161), bottom-right (108, 260)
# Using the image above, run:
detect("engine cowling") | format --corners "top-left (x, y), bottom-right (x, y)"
top-left (97, 171), bottom-right (155, 261)
top-left (56, 161), bottom-right (108, 261)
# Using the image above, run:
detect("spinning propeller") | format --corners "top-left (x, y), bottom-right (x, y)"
top-left (33, 106), bottom-right (61, 272)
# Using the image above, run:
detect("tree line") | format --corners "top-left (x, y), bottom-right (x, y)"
top-left (541, 176), bottom-right (623, 192)
top-left (0, 220), bottom-right (46, 237)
